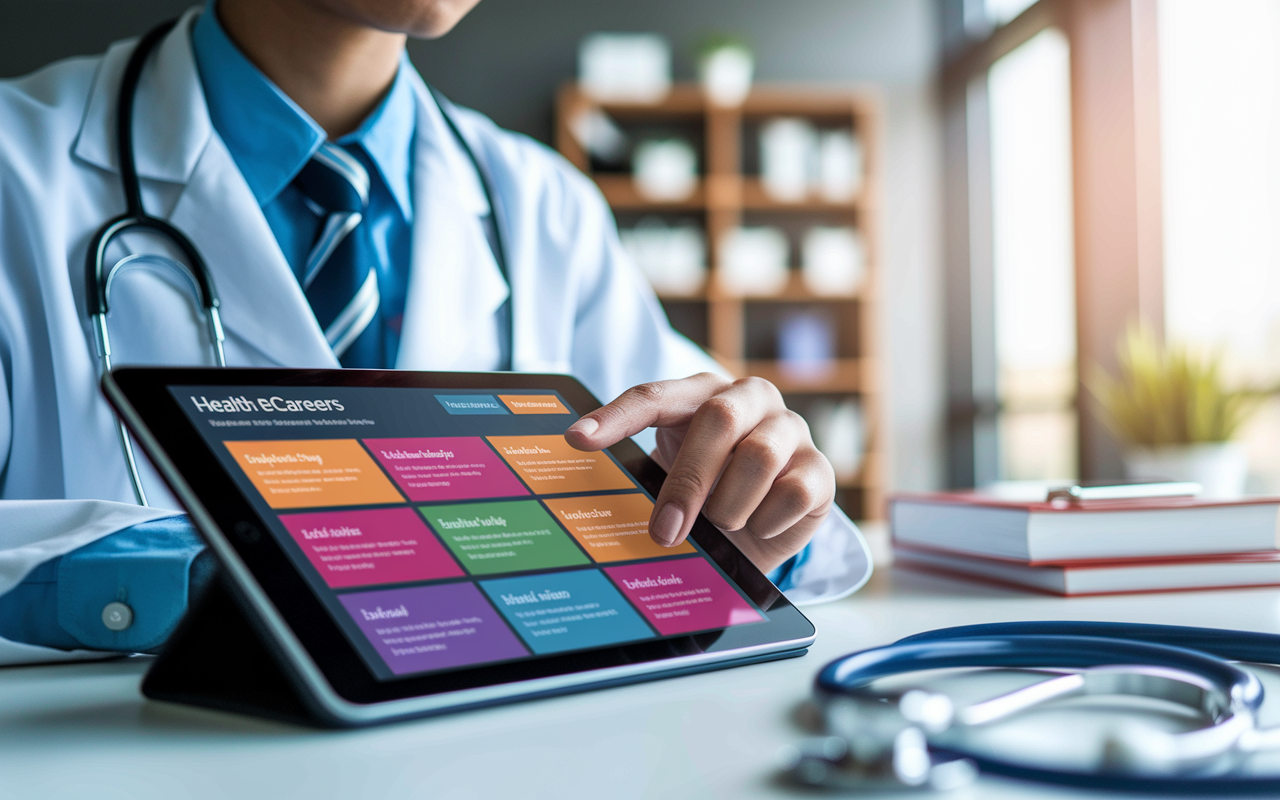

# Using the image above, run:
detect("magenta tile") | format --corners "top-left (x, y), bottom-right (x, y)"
top-left (605, 557), bottom-right (764, 636)
top-left (363, 437), bottom-right (529, 502)
top-left (279, 507), bottom-right (463, 588)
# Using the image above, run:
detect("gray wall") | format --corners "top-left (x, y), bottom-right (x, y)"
top-left (2, 0), bottom-right (945, 494)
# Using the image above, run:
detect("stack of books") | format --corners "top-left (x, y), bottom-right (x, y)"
top-left (890, 491), bottom-right (1280, 596)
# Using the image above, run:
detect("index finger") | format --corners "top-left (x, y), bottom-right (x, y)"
top-left (563, 372), bottom-right (729, 451)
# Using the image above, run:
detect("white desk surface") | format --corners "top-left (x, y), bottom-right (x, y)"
top-left (5, 550), bottom-right (1280, 800)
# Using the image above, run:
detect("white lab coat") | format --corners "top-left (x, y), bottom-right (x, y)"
top-left (0, 11), bottom-right (871, 665)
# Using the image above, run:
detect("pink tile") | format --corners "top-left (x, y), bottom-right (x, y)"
top-left (605, 557), bottom-right (764, 636)
top-left (363, 437), bottom-right (529, 502)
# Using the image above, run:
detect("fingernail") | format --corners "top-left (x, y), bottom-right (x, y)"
top-left (653, 503), bottom-right (684, 546)
top-left (568, 417), bottom-right (598, 437)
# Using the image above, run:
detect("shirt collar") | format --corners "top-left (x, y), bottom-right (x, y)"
top-left (191, 5), bottom-right (415, 219)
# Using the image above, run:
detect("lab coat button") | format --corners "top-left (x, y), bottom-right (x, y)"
top-left (102, 602), bottom-right (134, 632)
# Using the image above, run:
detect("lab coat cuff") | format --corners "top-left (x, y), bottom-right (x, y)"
top-left (779, 506), bottom-right (873, 606)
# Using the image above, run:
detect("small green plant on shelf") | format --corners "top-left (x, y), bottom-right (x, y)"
top-left (1089, 323), bottom-right (1264, 447)
top-left (696, 33), bottom-right (753, 107)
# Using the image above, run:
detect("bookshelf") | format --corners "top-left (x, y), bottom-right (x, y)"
top-left (555, 82), bottom-right (884, 520)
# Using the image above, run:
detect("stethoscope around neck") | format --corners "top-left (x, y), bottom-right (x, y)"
top-left (86, 19), bottom-right (512, 507)
top-left (86, 19), bottom-right (224, 506)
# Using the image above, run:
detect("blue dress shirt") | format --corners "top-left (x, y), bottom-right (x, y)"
top-left (0, 6), bottom-right (800, 652)
top-left (192, 5), bottom-right (417, 358)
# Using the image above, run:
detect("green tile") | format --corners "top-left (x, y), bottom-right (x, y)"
top-left (420, 500), bottom-right (589, 575)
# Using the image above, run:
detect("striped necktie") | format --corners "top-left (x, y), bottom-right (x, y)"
top-left (293, 142), bottom-right (384, 368)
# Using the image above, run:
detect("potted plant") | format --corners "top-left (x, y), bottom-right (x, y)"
top-left (1090, 324), bottom-right (1263, 498)
top-left (697, 34), bottom-right (753, 107)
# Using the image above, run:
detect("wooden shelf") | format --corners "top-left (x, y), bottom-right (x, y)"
top-left (561, 84), bottom-right (878, 119)
top-left (593, 175), bottom-right (705, 210)
top-left (741, 179), bottom-right (868, 212)
top-left (742, 359), bottom-right (865, 394)
top-left (559, 81), bottom-right (884, 520)
top-left (657, 272), bottom-right (864, 303)
top-left (594, 175), bottom-right (869, 213)
top-left (584, 85), bottom-right (706, 116)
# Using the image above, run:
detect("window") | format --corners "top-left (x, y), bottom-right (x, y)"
top-left (985, 0), bottom-right (1040, 27)
top-left (1159, 0), bottom-right (1280, 490)
top-left (944, 0), bottom-right (1163, 487)
top-left (989, 28), bottom-right (1077, 481)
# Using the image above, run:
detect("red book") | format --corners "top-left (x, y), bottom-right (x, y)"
top-left (893, 542), bottom-right (1280, 597)
top-left (890, 491), bottom-right (1280, 563)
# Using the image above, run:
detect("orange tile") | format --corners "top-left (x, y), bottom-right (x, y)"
top-left (497, 395), bottom-right (570, 414)
top-left (486, 435), bottom-right (636, 495)
top-left (543, 493), bottom-right (695, 562)
top-left (224, 439), bottom-right (404, 509)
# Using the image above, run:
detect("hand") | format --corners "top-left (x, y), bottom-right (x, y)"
top-left (564, 373), bottom-right (835, 573)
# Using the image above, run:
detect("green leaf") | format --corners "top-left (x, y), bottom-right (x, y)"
top-left (1085, 321), bottom-right (1266, 447)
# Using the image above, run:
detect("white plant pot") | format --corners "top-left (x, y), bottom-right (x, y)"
top-left (1123, 441), bottom-right (1248, 499)
top-left (699, 48), bottom-right (753, 106)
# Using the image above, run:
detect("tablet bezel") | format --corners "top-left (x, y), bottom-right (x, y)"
top-left (104, 367), bottom-right (816, 707)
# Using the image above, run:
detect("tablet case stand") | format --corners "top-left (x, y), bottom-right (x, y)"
top-left (142, 578), bottom-right (320, 727)
top-left (142, 578), bottom-right (810, 729)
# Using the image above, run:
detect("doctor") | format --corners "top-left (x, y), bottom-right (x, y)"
top-left (0, 0), bottom-right (871, 663)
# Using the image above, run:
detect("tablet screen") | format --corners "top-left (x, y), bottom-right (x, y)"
top-left (171, 385), bottom-right (768, 682)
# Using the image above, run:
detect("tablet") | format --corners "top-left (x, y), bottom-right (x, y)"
top-left (104, 368), bottom-right (815, 726)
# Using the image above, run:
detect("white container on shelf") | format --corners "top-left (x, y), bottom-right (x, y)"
top-left (810, 399), bottom-right (865, 479)
top-left (759, 118), bottom-right (817, 202)
top-left (700, 47), bottom-right (754, 106)
top-left (817, 129), bottom-right (863, 201)
top-left (632, 139), bottom-right (698, 201)
top-left (568, 108), bottom-right (629, 165)
top-left (801, 226), bottom-right (866, 296)
top-left (578, 33), bottom-right (671, 103)
top-left (716, 226), bottom-right (789, 296)
top-left (619, 218), bottom-right (706, 296)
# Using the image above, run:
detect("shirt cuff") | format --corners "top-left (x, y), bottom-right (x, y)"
top-left (0, 515), bottom-right (212, 653)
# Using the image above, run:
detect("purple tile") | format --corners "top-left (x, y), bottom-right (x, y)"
top-left (340, 582), bottom-right (527, 675)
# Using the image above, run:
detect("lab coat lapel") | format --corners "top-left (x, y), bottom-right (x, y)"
top-left (73, 8), bottom-right (208, 184)
top-left (74, 10), bottom-right (336, 369)
top-left (395, 78), bottom-right (509, 371)
top-left (168, 138), bottom-right (337, 368)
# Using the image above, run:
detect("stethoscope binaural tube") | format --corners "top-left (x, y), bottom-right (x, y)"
top-left (85, 19), bottom-right (226, 506)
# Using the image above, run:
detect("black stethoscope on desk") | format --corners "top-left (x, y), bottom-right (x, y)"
top-left (791, 620), bottom-right (1280, 794)
top-left (85, 19), bottom-right (514, 507)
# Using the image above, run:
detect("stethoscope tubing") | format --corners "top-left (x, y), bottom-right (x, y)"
top-left (817, 621), bottom-right (1280, 793)
top-left (901, 620), bottom-right (1280, 666)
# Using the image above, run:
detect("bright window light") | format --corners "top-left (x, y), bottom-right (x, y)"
top-left (1160, 0), bottom-right (1280, 489)
top-left (988, 27), bottom-right (1077, 481)
top-left (985, 0), bottom-right (1039, 27)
